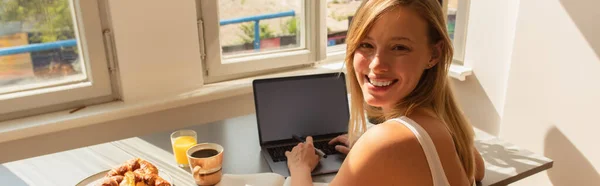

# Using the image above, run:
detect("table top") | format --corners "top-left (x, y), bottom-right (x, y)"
top-left (1, 114), bottom-right (553, 186)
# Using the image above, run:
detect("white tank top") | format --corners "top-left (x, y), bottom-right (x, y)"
top-left (388, 116), bottom-right (475, 186)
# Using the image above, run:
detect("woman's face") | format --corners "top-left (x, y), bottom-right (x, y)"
top-left (353, 6), bottom-right (439, 112)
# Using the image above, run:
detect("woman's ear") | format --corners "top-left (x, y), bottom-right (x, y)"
top-left (427, 41), bottom-right (443, 69)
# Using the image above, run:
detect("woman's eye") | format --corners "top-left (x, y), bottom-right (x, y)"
top-left (358, 43), bottom-right (373, 48)
top-left (393, 45), bottom-right (410, 51)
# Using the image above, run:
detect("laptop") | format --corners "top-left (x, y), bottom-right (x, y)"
top-left (252, 72), bottom-right (349, 177)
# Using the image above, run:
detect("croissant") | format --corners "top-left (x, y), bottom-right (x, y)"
top-left (98, 175), bottom-right (123, 186)
top-left (98, 158), bottom-right (170, 186)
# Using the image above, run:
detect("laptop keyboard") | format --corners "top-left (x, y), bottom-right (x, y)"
top-left (267, 141), bottom-right (342, 162)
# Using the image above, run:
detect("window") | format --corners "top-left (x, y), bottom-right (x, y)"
top-left (325, 0), bottom-right (361, 55)
top-left (446, 0), bottom-right (457, 40)
top-left (323, 0), bottom-right (470, 63)
top-left (197, 0), bottom-right (470, 82)
top-left (219, 1), bottom-right (303, 56)
top-left (197, 0), bottom-right (326, 80)
top-left (444, 0), bottom-right (470, 63)
top-left (0, 0), bottom-right (114, 120)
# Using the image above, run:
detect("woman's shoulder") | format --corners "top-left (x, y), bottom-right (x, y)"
top-left (365, 119), bottom-right (421, 146)
top-left (332, 118), bottom-right (433, 185)
top-left (374, 108), bottom-right (453, 141)
top-left (399, 111), bottom-right (455, 143)
top-left (365, 110), bottom-right (446, 144)
top-left (359, 113), bottom-right (449, 157)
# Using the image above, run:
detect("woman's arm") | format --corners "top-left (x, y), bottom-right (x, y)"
top-left (474, 147), bottom-right (485, 182)
top-left (290, 167), bottom-right (314, 186)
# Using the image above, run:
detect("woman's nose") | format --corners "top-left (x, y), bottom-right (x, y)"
top-left (368, 53), bottom-right (389, 73)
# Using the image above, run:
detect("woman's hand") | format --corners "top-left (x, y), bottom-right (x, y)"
top-left (285, 136), bottom-right (320, 174)
top-left (328, 134), bottom-right (350, 154)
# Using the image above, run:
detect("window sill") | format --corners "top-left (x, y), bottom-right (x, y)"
top-left (449, 63), bottom-right (473, 81)
top-left (0, 60), bottom-right (472, 145)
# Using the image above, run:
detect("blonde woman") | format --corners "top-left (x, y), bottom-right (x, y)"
top-left (285, 0), bottom-right (485, 185)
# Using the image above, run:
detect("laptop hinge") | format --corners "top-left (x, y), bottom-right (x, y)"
top-left (261, 139), bottom-right (297, 148)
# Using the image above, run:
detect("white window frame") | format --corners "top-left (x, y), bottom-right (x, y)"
top-left (197, 0), bottom-right (326, 82)
top-left (0, 0), bottom-right (115, 120)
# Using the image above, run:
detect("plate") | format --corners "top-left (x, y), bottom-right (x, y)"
top-left (76, 169), bottom-right (174, 186)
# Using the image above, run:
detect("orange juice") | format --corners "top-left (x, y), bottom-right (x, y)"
top-left (172, 136), bottom-right (197, 166)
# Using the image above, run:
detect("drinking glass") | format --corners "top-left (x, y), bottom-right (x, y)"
top-left (170, 130), bottom-right (197, 168)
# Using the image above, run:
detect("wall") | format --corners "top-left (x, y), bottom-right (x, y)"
top-left (107, 0), bottom-right (204, 102)
top-left (455, 0), bottom-right (600, 185)
top-left (501, 0), bottom-right (600, 185)
top-left (453, 0), bottom-right (520, 136)
top-left (0, 94), bottom-right (255, 163)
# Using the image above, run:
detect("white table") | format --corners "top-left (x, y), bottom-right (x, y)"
top-left (1, 114), bottom-right (553, 186)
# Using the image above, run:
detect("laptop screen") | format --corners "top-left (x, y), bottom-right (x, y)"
top-left (253, 73), bottom-right (350, 144)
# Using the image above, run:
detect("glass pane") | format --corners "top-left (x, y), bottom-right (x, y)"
top-left (219, 0), bottom-right (304, 57)
top-left (0, 0), bottom-right (85, 94)
top-left (447, 0), bottom-right (458, 41)
top-left (326, 0), bottom-right (361, 48)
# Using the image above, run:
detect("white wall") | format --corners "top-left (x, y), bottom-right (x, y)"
top-left (501, 0), bottom-right (600, 185)
top-left (456, 0), bottom-right (600, 185)
top-left (462, 0), bottom-right (519, 119)
top-left (108, 0), bottom-right (204, 102)
top-left (453, 0), bottom-right (520, 136)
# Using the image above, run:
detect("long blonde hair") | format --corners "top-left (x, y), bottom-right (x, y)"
top-left (345, 0), bottom-right (476, 179)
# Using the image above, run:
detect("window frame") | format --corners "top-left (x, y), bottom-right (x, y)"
top-left (0, 0), bottom-right (116, 120)
top-left (197, 0), bottom-right (326, 82)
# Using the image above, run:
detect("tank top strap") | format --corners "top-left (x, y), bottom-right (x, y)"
top-left (388, 116), bottom-right (450, 186)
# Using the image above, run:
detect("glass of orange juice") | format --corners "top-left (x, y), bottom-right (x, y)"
top-left (170, 130), bottom-right (197, 168)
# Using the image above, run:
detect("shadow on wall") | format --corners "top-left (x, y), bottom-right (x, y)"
top-left (451, 73), bottom-right (501, 136)
top-left (545, 126), bottom-right (600, 186)
top-left (560, 0), bottom-right (600, 60)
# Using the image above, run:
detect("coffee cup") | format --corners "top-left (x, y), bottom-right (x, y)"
top-left (186, 143), bottom-right (224, 185)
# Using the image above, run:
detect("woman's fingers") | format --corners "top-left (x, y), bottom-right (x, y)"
top-left (335, 145), bottom-right (351, 155)
top-left (339, 135), bottom-right (349, 145)
top-left (306, 136), bottom-right (314, 145)
top-left (328, 134), bottom-right (351, 154)
top-left (328, 135), bottom-right (342, 145)
top-left (312, 153), bottom-right (320, 169)
top-left (329, 134), bottom-right (349, 146)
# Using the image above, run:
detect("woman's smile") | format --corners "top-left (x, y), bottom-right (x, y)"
top-left (364, 75), bottom-right (399, 93)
